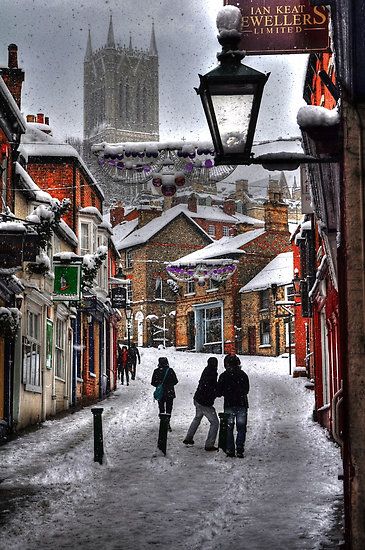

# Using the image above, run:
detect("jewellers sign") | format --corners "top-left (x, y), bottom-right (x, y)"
top-left (224, 1), bottom-right (329, 54)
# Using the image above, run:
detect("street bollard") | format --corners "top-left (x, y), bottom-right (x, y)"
top-left (157, 413), bottom-right (171, 456)
top-left (218, 412), bottom-right (230, 453)
top-left (91, 407), bottom-right (104, 464)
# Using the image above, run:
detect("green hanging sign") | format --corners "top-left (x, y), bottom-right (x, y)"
top-left (53, 263), bottom-right (81, 301)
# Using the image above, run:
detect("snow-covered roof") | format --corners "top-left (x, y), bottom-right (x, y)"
top-left (19, 125), bottom-right (104, 199)
top-left (112, 218), bottom-right (139, 248)
top-left (240, 251), bottom-right (294, 293)
top-left (0, 76), bottom-right (26, 132)
top-left (232, 212), bottom-right (264, 226)
top-left (173, 228), bottom-right (266, 263)
top-left (15, 162), bottom-right (78, 247)
top-left (117, 205), bottom-right (212, 250)
top-left (78, 206), bottom-right (103, 222)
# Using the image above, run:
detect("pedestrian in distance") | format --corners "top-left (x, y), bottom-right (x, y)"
top-left (118, 344), bottom-right (130, 386)
top-left (217, 354), bottom-right (249, 458)
top-left (129, 342), bottom-right (140, 380)
top-left (183, 356), bottom-right (219, 451)
top-left (151, 357), bottom-right (178, 430)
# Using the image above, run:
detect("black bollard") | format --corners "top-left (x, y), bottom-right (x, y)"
top-left (157, 413), bottom-right (171, 456)
top-left (91, 407), bottom-right (104, 464)
top-left (218, 412), bottom-right (230, 453)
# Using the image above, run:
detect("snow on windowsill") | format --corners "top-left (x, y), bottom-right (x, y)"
top-left (259, 344), bottom-right (272, 349)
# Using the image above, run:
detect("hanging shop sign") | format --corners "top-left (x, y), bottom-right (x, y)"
top-left (53, 263), bottom-right (81, 301)
top-left (224, 0), bottom-right (329, 54)
top-left (111, 286), bottom-right (127, 309)
top-left (79, 295), bottom-right (97, 312)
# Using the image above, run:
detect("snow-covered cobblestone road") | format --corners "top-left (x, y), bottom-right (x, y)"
top-left (0, 349), bottom-right (343, 549)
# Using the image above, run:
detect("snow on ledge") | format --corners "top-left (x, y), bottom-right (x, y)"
top-left (297, 104), bottom-right (340, 128)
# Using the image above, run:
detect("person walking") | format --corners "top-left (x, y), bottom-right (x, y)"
top-left (183, 357), bottom-right (219, 451)
top-left (118, 344), bottom-right (130, 386)
top-left (129, 342), bottom-right (140, 380)
top-left (217, 354), bottom-right (249, 458)
top-left (151, 357), bottom-right (178, 430)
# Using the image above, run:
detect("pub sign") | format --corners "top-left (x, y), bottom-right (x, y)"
top-left (224, 0), bottom-right (329, 54)
top-left (53, 263), bottom-right (81, 301)
top-left (111, 286), bottom-right (127, 309)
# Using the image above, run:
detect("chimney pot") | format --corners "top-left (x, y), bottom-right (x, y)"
top-left (26, 114), bottom-right (36, 122)
top-left (8, 44), bottom-right (18, 69)
top-left (45, 116), bottom-right (49, 125)
top-left (37, 113), bottom-right (45, 124)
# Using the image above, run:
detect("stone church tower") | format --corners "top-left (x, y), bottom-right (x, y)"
top-left (83, 15), bottom-right (159, 203)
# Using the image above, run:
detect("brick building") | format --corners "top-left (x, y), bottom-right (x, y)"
top-left (172, 194), bottom-right (291, 354)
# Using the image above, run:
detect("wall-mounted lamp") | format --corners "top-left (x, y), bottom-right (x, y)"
top-left (292, 269), bottom-right (301, 296)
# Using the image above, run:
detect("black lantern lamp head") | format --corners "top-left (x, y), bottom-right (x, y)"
top-left (125, 304), bottom-right (132, 321)
top-left (196, 8), bottom-right (269, 165)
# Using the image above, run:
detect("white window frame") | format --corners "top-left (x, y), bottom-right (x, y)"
top-left (97, 233), bottom-right (108, 291)
top-left (186, 280), bottom-right (195, 295)
top-left (23, 307), bottom-right (42, 392)
top-left (260, 319), bottom-right (270, 346)
top-left (80, 221), bottom-right (92, 255)
top-left (208, 224), bottom-right (216, 237)
top-left (155, 276), bottom-right (163, 300)
top-left (223, 226), bottom-right (230, 237)
top-left (55, 317), bottom-right (66, 380)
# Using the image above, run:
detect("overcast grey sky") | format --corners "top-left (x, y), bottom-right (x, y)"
top-left (0, 0), bottom-right (307, 150)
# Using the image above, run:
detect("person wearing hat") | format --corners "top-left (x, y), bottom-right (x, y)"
top-left (217, 354), bottom-right (249, 458)
top-left (183, 357), bottom-right (219, 451)
top-left (151, 357), bottom-right (178, 428)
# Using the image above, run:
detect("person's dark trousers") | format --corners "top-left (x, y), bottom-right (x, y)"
top-left (121, 366), bottom-right (129, 385)
top-left (158, 397), bottom-right (174, 415)
top-left (131, 360), bottom-right (137, 380)
top-left (225, 406), bottom-right (248, 455)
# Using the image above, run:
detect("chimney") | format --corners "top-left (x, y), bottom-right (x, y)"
top-left (37, 113), bottom-right (45, 124)
top-left (45, 116), bottom-right (49, 125)
top-left (264, 197), bottom-right (288, 232)
top-left (223, 198), bottom-right (236, 216)
top-left (138, 205), bottom-right (162, 227)
top-left (187, 193), bottom-right (197, 213)
top-left (236, 179), bottom-right (249, 196)
top-left (0, 44), bottom-right (25, 108)
top-left (110, 203), bottom-right (125, 228)
top-left (26, 114), bottom-right (37, 123)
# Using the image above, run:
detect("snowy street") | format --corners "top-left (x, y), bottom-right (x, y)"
top-left (0, 348), bottom-right (343, 550)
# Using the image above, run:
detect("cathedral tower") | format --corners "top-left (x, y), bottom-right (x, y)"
top-left (83, 16), bottom-right (159, 202)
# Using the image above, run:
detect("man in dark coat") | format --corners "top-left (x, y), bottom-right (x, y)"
top-left (151, 357), bottom-right (178, 420)
top-left (183, 357), bottom-right (219, 451)
top-left (129, 342), bottom-right (140, 380)
top-left (217, 354), bottom-right (249, 458)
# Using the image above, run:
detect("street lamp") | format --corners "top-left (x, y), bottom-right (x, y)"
top-left (292, 268), bottom-right (301, 296)
top-left (125, 304), bottom-right (132, 350)
top-left (196, 6), bottom-right (269, 166)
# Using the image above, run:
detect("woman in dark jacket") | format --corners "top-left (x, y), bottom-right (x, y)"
top-left (183, 357), bottom-right (219, 451)
top-left (151, 357), bottom-right (178, 420)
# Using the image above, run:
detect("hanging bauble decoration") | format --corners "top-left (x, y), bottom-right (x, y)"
top-left (175, 172), bottom-right (185, 187)
top-left (161, 184), bottom-right (177, 197)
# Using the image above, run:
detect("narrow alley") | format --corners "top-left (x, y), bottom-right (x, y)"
top-left (0, 349), bottom-right (343, 550)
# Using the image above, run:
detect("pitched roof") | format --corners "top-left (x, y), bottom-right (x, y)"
top-left (19, 124), bottom-right (104, 199)
top-left (117, 205), bottom-right (213, 250)
top-left (240, 251), bottom-right (294, 293)
top-left (173, 228), bottom-right (266, 263)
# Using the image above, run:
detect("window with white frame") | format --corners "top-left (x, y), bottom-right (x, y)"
top-left (155, 276), bottom-right (163, 299)
top-left (80, 222), bottom-right (91, 255)
top-left (23, 309), bottom-right (41, 390)
top-left (208, 278), bottom-right (219, 291)
top-left (260, 319), bottom-right (270, 345)
top-left (186, 280), bottom-right (195, 294)
top-left (126, 249), bottom-right (133, 268)
top-left (208, 224), bottom-right (216, 237)
top-left (223, 226), bottom-right (230, 237)
top-left (55, 318), bottom-right (66, 379)
top-left (204, 306), bottom-right (222, 344)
